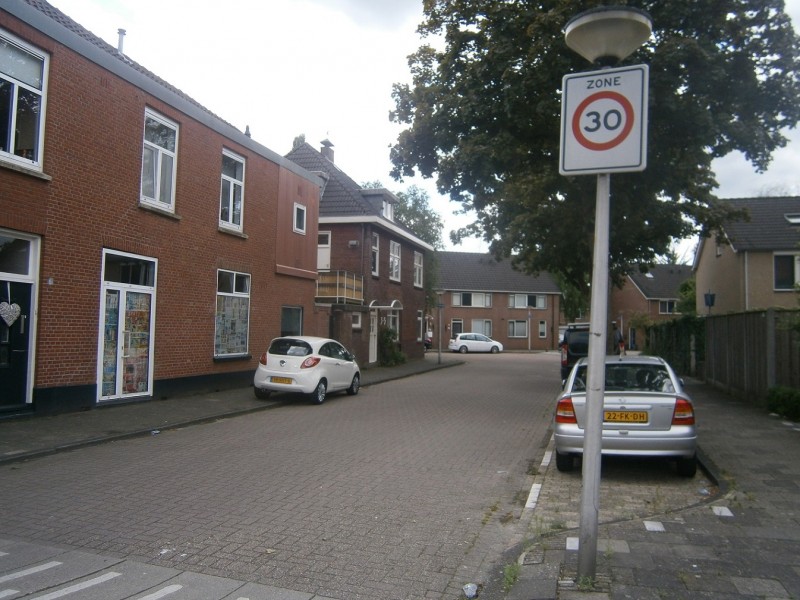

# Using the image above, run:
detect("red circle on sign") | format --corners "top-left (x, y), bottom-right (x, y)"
top-left (572, 91), bottom-right (635, 151)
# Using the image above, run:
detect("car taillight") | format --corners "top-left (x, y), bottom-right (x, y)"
top-left (301, 356), bottom-right (321, 369)
top-left (560, 344), bottom-right (567, 365)
top-left (556, 397), bottom-right (577, 424)
top-left (259, 352), bottom-right (268, 365)
top-left (672, 398), bottom-right (695, 425)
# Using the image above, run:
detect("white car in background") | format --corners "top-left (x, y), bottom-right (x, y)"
top-left (448, 333), bottom-right (504, 354)
top-left (253, 336), bottom-right (360, 404)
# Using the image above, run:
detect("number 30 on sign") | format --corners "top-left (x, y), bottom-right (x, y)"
top-left (559, 64), bottom-right (649, 175)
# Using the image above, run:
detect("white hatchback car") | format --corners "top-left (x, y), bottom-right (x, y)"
top-left (448, 333), bottom-right (504, 354)
top-left (253, 336), bottom-right (360, 404)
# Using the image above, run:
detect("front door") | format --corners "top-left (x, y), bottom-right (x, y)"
top-left (0, 281), bottom-right (32, 406)
top-left (98, 250), bottom-right (157, 402)
top-left (369, 311), bottom-right (378, 364)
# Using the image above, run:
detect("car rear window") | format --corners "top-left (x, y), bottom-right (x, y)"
top-left (268, 339), bottom-right (312, 357)
top-left (572, 364), bottom-right (674, 392)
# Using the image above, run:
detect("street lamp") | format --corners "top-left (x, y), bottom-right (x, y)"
top-left (436, 290), bottom-right (444, 365)
top-left (563, 6), bottom-right (652, 581)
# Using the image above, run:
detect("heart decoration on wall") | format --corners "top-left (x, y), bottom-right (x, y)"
top-left (0, 302), bottom-right (21, 327)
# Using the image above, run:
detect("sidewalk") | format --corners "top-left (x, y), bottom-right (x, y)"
top-left (2, 359), bottom-right (799, 599)
top-left (506, 379), bottom-right (800, 600)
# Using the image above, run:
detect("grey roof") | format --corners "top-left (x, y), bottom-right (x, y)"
top-left (721, 197), bottom-right (800, 252)
top-left (437, 252), bottom-right (561, 294)
top-left (628, 264), bottom-right (692, 300)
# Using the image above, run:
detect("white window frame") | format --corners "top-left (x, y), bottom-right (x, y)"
top-left (389, 240), bottom-right (401, 282)
top-left (293, 202), bottom-right (307, 234)
top-left (413, 251), bottom-right (423, 287)
top-left (452, 292), bottom-right (491, 308)
top-left (215, 269), bottom-right (251, 357)
top-left (658, 300), bottom-right (676, 314)
top-left (383, 200), bottom-right (394, 221)
top-left (417, 310), bottom-right (424, 341)
top-left (219, 148), bottom-right (245, 231)
top-left (509, 293), bottom-right (546, 309)
top-left (352, 312), bottom-right (362, 330)
top-left (508, 320), bottom-right (527, 338)
top-left (0, 29), bottom-right (49, 171)
top-left (471, 319), bottom-right (492, 336)
top-left (140, 109), bottom-right (178, 211)
top-left (774, 252), bottom-right (800, 291)
top-left (371, 233), bottom-right (379, 276)
top-left (387, 309), bottom-right (399, 333)
top-left (538, 320), bottom-right (547, 338)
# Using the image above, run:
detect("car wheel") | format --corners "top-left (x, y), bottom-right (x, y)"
top-left (254, 387), bottom-right (271, 400)
top-left (346, 374), bottom-right (360, 396)
top-left (490, 346), bottom-right (499, 354)
top-left (676, 455), bottom-right (697, 478)
top-left (459, 345), bottom-right (468, 354)
top-left (555, 451), bottom-right (574, 472)
top-left (310, 380), bottom-right (327, 404)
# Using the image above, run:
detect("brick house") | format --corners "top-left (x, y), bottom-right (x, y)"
top-left (435, 252), bottom-right (562, 351)
top-left (693, 196), bottom-right (800, 314)
top-left (1, 1), bottom-right (322, 414)
top-left (609, 264), bottom-right (693, 351)
top-left (285, 141), bottom-right (433, 365)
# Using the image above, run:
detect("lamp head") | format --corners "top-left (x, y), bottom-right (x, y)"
top-left (565, 6), bottom-right (652, 65)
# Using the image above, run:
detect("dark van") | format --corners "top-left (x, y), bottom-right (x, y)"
top-left (560, 323), bottom-right (590, 383)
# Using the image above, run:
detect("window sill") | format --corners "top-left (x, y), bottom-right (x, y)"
top-left (139, 202), bottom-right (181, 220)
top-left (219, 226), bottom-right (248, 239)
top-left (1, 160), bottom-right (52, 181)
top-left (213, 354), bottom-right (252, 363)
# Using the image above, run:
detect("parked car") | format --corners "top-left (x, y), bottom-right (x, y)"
top-left (553, 355), bottom-right (697, 477)
top-left (253, 336), bottom-right (360, 404)
top-left (560, 323), bottom-right (590, 383)
top-left (448, 333), bottom-right (503, 354)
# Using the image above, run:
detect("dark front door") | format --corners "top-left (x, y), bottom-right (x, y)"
top-left (0, 281), bottom-right (32, 406)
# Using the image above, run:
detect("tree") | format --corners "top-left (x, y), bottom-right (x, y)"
top-left (676, 277), bottom-right (696, 316)
top-left (389, 0), bottom-right (800, 293)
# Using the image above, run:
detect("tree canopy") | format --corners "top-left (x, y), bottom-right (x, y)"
top-left (389, 0), bottom-right (800, 293)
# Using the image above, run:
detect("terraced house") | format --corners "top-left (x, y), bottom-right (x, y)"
top-left (1, 1), bottom-right (324, 414)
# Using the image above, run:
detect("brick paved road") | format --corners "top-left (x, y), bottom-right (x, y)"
top-left (0, 353), bottom-right (563, 599)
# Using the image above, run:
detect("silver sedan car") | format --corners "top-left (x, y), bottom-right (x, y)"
top-left (253, 336), bottom-right (360, 404)
top-left (554, 355), bottom-right (697, 477)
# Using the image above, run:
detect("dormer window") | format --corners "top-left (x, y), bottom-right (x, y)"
top-left (785, 213), bottom-right (800, 226)
top-left (383, 200), bottom-right (394, 222)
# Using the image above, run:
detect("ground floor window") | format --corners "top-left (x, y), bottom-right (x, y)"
top-left (281, 306), bottom-right (303, 336)
top-left (508, 320), bottom-right (527, 338)
top-left (471, 319), bottom-right (492, 336)
top-left (215, 269), bottom-right (250, 356)
top-left (387, 309), bottom-right (399, 333)
top-left (539, 320), bottom-right (547, 338)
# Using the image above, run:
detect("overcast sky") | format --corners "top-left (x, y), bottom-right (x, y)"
top-left (49, 0), bottom-right (800, 257)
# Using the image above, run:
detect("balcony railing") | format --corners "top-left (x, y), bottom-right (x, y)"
top-left (316, 270), bottom-right (364, 304)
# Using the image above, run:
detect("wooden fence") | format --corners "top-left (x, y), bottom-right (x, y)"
top-left (648, 309), bottom-right (800, 403)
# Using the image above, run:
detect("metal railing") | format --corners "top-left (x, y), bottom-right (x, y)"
top-left (316, 271), bottom-right (364, 304)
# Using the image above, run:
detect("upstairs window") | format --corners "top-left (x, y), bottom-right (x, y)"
top-left (0, 30), bottom-right (48, 170)
top-left (294, 203), bottom-right (307, 234)
top-left (452, 292), bottom-right (491, 307)
top-left (509, 293), bottom-right (546, 309)
top-left (389, 241), bottom-right (401, 281)
top-left (383, 200), bottom-right (394, 221)
top-left (141, 109), bottom-right (178, 211)
top-left (413, 251), bottom-right (423, 287)
top-left (774, 253), bottom-right (800, 290)
top-left (371, 233), bottom-right (379, 275)
top-left (220, 149), bottom-right (244, 230)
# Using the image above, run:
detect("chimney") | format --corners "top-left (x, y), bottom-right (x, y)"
top-left (117, 28), bottom-right (126, 53)
top-left (320, 139), bottom-right (334, 163)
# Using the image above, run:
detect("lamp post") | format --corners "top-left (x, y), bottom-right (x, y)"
top-left (562, 6), bottom-right (652, 581)
top-left (436, 291), bottom-right (444, 365)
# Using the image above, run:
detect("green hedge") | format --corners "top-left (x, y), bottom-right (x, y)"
top-left (767, 386), bottom-right (800, 421)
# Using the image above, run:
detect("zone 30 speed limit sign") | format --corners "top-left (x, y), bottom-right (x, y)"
top-left (559, 64), bottom-right (649, 175)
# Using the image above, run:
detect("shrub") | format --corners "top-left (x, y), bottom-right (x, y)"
top-left (378, 326), bottom-right (406, 366)
top-left (766, 386), bottom-right (800, 421)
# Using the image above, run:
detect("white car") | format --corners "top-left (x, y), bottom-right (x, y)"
top-left (448, 333), bottom-right (503, 354)
top-left (253, 336), bottom-right (360, 404)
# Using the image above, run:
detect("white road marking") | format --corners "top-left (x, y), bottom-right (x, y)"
top-left (0, 561), bottom-right (62, 584)
top-left (644, 520), bottom-right (665, 532)
top-left (135, 584), bottom-right (183, 599)
top-left (713, 506), bottom-right (734, 517)
top-left (0, 590), bottom-right (20, 599)
top-left (30, 571), bottom-right (120, 599)
top-left (525, 483), bottom-right (542, 510)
